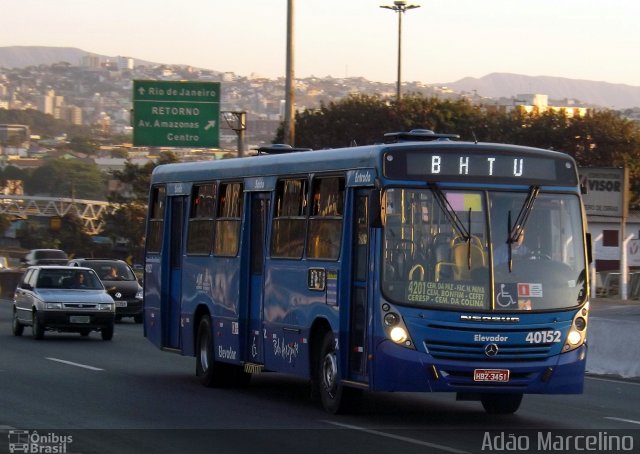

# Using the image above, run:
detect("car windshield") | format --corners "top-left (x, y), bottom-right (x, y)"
top-left (85, 262), bottom-right (136, 281)
top-left (37, 269), bottom-right (103, 290)
top-left (381, 188), bottom-right (587, 312)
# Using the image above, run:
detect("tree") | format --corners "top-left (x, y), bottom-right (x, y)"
top-left (100, 202), bottom-right (147, 263)
top-left (26, 158), bottom-right (107, 200)
top-left (15, 214), bottom-right (93, 256)
top-left (274, 94), bottom-right (490, 148)
top-left (274, 94), bottom-right (394, 148)
top-left (55, 214), bottom-right (95, 257)
top-left (101, 151), bottom-right (179, 262)
top-left (109, 151), bottom-right (179, 202)
top-left (67, 136), bottom-right (100, 155)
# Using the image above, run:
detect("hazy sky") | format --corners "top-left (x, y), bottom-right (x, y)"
top-left (3, 0), bottom-right (639, 86)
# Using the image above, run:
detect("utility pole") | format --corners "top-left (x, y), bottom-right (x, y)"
top-left (222, 111), bottom-right (246, 157)
top-left (284, 0), bottom-right (295, 145)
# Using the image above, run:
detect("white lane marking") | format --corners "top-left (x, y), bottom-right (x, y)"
top-left (604, 417), bottom-right (640, 425)
top-left (322, 420), bottom-right (470, 453)
top-left (586, 376), bottom-right (640, 386)
top-left (46, 357), bottom-right (103, 371)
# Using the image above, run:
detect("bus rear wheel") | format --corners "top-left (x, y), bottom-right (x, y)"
top-left (317, 331), bottom-right (360, 414)
top-left (481, 393), bottom-right (523, 414)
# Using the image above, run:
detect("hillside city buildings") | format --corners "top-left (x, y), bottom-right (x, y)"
top-left (0, 53), bottom-right (592, 170)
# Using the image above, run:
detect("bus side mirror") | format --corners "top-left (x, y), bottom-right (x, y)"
top-left (369, 189), bottom-right (383, 228)
top-left (586, 232), bottom-right (593, 264)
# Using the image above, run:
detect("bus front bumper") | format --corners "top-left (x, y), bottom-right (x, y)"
top-left (372, 340), bottom-right (587, 395)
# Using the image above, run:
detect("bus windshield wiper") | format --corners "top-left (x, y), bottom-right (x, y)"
top-left (506, 185), bottom-right (540, 271)
top-left (429, 183), bottom-right (469, 241)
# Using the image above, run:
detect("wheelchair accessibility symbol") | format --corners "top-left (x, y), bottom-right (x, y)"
top-left (496, 283), bottom-right (518, 308)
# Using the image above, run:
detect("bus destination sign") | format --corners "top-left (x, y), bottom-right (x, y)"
top-left (384, 148), bottom-right (578, 186)
top-left (133, 80), bottom-right (220, 148)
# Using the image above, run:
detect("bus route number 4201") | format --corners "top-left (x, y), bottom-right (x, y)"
top-left (526, 330), bottom-right (562, 344)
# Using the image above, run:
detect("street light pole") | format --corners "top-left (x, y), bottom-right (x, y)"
top-left (380, 1), bottom-right (420, 103)
top-left (284, 0), bottom-right (295, 145)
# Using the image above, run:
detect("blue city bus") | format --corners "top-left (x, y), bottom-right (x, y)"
top-left (143, 130), bottom-right (591, 414)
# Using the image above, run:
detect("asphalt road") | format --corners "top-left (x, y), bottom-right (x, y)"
top-left (1, 301), bottom-right (639, 454)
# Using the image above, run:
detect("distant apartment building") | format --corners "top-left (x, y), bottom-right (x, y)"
top-left (36, 89), bottom-right (65, 118)
top-left (117, 56), bottom-right (134, 71)
top-left (485, 93), bottom-right (589, 118)
top-left (60, 105), bottom-right (83, 125)
top-left (81, 54), bottom-right (102, 68)
top-left (37, 91), bottom-right (54, 115)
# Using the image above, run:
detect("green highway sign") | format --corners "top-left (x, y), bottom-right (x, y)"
top-left (133, 80), bottom-right (220, 148)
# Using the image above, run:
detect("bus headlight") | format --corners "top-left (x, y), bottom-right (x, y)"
top-left (390, 326), bottom-right (408, 343)
top-left (563, 302), bottom-right (589, 352)
top-left (567, 330), bottom-right (582, 345)
top-left (380, 302), bottom-right (415, 349)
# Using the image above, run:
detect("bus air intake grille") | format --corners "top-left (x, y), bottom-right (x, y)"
top-left (422, 323), bottom-right (556, 361)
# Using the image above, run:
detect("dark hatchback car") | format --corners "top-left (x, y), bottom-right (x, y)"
top-left (67, 259), bottom-right (144, 323)
top-left (12, 266), bottom-right (115, 340)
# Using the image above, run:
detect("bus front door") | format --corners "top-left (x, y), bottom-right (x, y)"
top-left (164, 195), bottom-right (185, 350)
top-left (246, 192), bottom-right (270, 365)
top-left (348, 191), bottom-right (370, 382)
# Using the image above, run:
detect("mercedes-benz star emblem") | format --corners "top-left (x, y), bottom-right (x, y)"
top-left (484, 343), bottom-right (499, 357)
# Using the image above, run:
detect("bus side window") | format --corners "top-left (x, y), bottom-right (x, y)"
top-left (186, 183), bottom-right (216, 255)
top-left (147, 185), bottom-right (166, 253)
top-left (307, 176), bottom-right (345, 260)
top-left (214, 182), bottom-right (243, 256)
top-left (271, 178), bottom-right (308, 258)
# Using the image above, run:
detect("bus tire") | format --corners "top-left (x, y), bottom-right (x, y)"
top-left (195, 315), bottom-right (225, 387)
top-left (317, 331), bottom-right (360, 414)
top-left (481, 393), bottom-right (523, 414)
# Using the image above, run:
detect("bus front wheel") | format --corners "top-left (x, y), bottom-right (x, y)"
top-left (481, 393), bottom-right (523, 414)
top-left (317, 331), bottom-right (360, 414)
top-left (196, 315), bottom-right (250, 387)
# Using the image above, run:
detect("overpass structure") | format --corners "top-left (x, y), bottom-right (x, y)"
top-left (0, 195), bottom-right (112, 235)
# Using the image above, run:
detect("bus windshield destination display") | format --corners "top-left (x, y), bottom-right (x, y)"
top-left (384, 149), bottom-right (578, 185)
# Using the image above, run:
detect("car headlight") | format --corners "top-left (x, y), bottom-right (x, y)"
top-left (99, 303), bottom-right (114, 311)
top-left (46, 303), bottom-right (63, 310)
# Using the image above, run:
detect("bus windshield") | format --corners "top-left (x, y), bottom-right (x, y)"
top-left (381, 188), bottom-right (587, 312)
